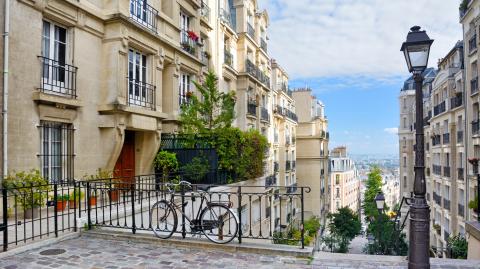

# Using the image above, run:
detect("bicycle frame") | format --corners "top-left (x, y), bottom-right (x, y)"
top-left (167, 190), bottom-right (208, 229)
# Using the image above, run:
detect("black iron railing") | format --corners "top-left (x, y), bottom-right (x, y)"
top-left (39, 56), bottom-right (77, 98)
top-left (450, 94), bottom-right (463, 109)
top-left (245, 59), bottom-right (270, 87)
top-left (224, 50), bottom-right (233, 67)
top-left (127, 78), bottom-right (156, 110)
top-left (432, 135), bottom-right (441, 146)
top-left (1, 174), bottom-right (312, 251)
top-left (433, 101), bottom-right (446, 116)
top-left (261, 107), bottom-right (270, 122)
top-left (433, 191), bottom-right (441, 205)
top-left (200, 1), bottom-right (210, 23)
top-left (285, 109), bottom-right (298, 122)
top-left (247, 23), bottom-right (255, 39)
top-left (469, 34), bottom-right (477, 53)
top-left (442, 133), bottom-right (450, 144)
top-left (458, 203), bottom-right (465, 217)
top-left (180, 30), bottom-right (198, 56)
top-left (432, 165), bottom-right (442, 175)
top-left (472, 120), bottom-right (480, 135)
top-left (260, 38), bottom-right (267, 52)
top-left (458, 168), bottom-right (464, 180)
top-left (471, 77), bottom-right (479, 95)
top-left (219, 8), bottom-right (234, 28)
top-left (130, 0), bottom-right (158, 32)
top-left (443, 166), bottom-right (451, 178)
top-left (285, 160), bottom-right (291, 171)
top-left (275, 105), bottom-right (285, 116)
top-left (247, 103), bottom-right (257, 116)
top-left (443, 198), bottom-right (451, 210)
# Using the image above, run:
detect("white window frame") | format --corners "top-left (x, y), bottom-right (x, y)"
top-left (179, 73), bottom-right (192, 106)
top-left (128, 49), bottom-right (148, 107)
top-left (41, 20), bottom-right (69, 94)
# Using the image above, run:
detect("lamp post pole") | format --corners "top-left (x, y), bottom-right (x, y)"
top-left (408, 72), bottom-right (430, 269)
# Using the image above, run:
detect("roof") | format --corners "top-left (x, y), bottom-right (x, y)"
top-left (401, 67), bottom-right (437, 92)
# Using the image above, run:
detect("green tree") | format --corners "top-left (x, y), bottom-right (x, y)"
top-left (363, 166), bottom-right (384, 221)
top-left (447, 234), bottom-right (468, 259)
top-left (326, 207), bottom-right (362, 253)
top-left (365, 213), bottom-right (408, 256)
top-left (180, 71), bottom-right (236, 134)
top-left (181, 155), bottom-right (210, 182)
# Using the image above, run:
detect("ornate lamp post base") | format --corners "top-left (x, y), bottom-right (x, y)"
top-left (408, 198), bottom-right (430, 269)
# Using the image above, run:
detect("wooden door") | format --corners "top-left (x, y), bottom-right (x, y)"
top-left (114, 131), bottom-right (135, 185)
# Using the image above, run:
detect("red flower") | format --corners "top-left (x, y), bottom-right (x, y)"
top-left (187, 31), bottom-right (199, 42)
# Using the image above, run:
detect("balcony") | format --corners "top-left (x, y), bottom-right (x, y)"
top-left (200, 51), bottom-right (209, 67)
top-left (245, 59), bottom-right (270, 87)
top-left (181, 30), bottom-right (199, 56)
top-left (247, 102), bottom-right (257, 117)
top-left (469, 34), bottom-right (477, 53)
top-left (472, 119), bottom-right (480, 136)
top-left (260, 38), bottom-right (267, 52)
top-left (260, 107), bottom-right (270, 123)
top-left (457, 130), bottom-right (464, 144)
top-left (285, 109), bottom-right (298, 122)
top-left (200, 1), bottom-right (210, 23)
top-left (130, 0), bottom-right (158, 32)
top-left (442, 133), bottom-right (450, 144)
top-left (458, 167), bottom-right (465, 180)
top-left (265, 175), bottom-right (276, 188)
top-left (274, 162), bottom-right (279, 173)
top-left (433, 101), bottom-right (446, 116)
top-left (219, 8), bottom-right (234, 28)
top-left (285, 160), bottom-right (291, 171)
top-left (471, 77), bottom-right (479, 95)
top-left (432, 135), bottom-right (441, 146)
top-left (459, 203), bottom-right (465, 217)
top-left (443, 198), bottom-right (451, 210)
top-left (224, 50), bottom-right (233, 68)
top-left (39, 56), bottom-right (78, 99)
top-left (433, 191), bottom-right (441, 205)
top-left (450, 94), bottom-right (463, 109)
top-left (443, 166), bottom-right (451, 178)
top-left (127, 78), bottom-right (156, 110)
top-left (274, 105), bottom-right (285, 116)
top-left (247, 23), bottom-right (255, 39)
top-left (286, 183), bottom-right (298, 194)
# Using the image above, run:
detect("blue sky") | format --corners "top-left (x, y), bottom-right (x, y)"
top-left (258, 0), bottom-right (462, 155)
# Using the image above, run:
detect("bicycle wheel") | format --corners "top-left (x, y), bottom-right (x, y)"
top-left (150, 200), bottom-right (177, 239)
top-left (200, 204), bottom-right (238, 244)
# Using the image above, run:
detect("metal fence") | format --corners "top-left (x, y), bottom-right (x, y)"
top-left (1, 174), bottom-right (311, 251)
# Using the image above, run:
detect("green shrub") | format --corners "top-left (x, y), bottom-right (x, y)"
top-left (182, 155), bottom-right (210, 182)
top-left (154, 151), bottom-right (179, 175)
top-left (447, 234), bottom-right (468, 259)
top-left (3, 170), bottom-right (50, 209)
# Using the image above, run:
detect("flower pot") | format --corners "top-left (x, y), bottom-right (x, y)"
top-left (68, 199), bottom-right (77, 209)
top-left (56, 200), bottom-right (67, 212)
top-left (24, 207), bottom-right (40, 219)
top-left (89, 196), bottom-right (97, 207)
top-left (108, 190), bottom-right (120, 202)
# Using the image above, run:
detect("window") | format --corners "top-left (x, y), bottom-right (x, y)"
top-left (335, 174), bottom-right (340, 185)
top-left (180, 11), bottom-right (190, 40)
top-left (128, 49), bottom-right (154, 109)
top-left (40, 121), bottom-right (74, 183)
top-left (179, 73), bottom-right (191, 106)
top-left (130, 0), bottom-right (157, 31)
top-left (41, 20), bottom-right (76, 97)
top-left (336, 188), bottom-right (340, 198)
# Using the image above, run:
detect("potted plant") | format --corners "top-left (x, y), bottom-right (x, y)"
top-left (55, 194), bottom-right (69, 212)
top-left (3, 170), bottom-right (50, 219)
top-left (68, 190), bottom-right (84, 209)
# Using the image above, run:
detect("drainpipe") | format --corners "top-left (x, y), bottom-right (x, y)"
top-left (2, 0), bottom-right (9, 181)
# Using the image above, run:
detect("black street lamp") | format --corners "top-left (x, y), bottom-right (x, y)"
top-left (375, 192), bottom-right (386, 254)
top-left (400, 26), bottom-right (434, 269)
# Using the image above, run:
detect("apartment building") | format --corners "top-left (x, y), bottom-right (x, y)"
top-left (292, 89), bottom-right (329, 227)
top-left (329, 147), bottom-right (360, 214)
top-left (381, 173), bottom-right (400, 209)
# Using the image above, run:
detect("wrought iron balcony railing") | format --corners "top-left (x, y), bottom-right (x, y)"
top-left (39, 56), bottom-right (78, 98)
top-left (180, 30), bottom-right (199, 56)
top-left (472, 119), bottom-right (480, 136)
top-left (127, 77), bottom-right (156, 110)
top-left (471, 77), bottom-right (479, 95)
top-left (260, 38), bottom-right (267, 52)
top-left (200, 1), bottom-right (210, 23)
top-left (261, 107), bottom-right (270, 122)
top-left (458, 167), bottom-right (465, 181)
top-left (274, 105), bottom-right (285, 116)
top-left (247, 102), bottom-right (257, 117)
top-left (245, 59), bottom-right (270, 87)
top-left (433, 101), bottom-right (446, 116)
top-left (224, 50), bottom-right (233, 67)
top-left (220, 8), bottom-right (234, 28)
top-left (442, 133), bottom-right (450, 144)
top-left (285, 109), bottom-right (298, 122)
top-left (450, 94), bottom-right (463, 109)
top-left (130, 0), bottom-right (158, 32)
top-left (247, 23), bottom-right (255, 39)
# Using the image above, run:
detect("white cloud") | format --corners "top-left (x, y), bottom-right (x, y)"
top-left (384, 127), bottom-right (398, 135)
top-left (259, 0), bottom-right (462, 78)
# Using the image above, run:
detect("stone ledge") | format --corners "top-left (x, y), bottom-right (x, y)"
top-left (85, 229), bottom-right (313, 258)
top-left (466, 221), bottom-right (480, 240)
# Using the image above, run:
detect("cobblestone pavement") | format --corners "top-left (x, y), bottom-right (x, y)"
top-left (0, 235), bottom-right (479, 269)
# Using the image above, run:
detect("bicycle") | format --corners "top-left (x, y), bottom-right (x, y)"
top-left (149, 181), bottom-right (239, 244)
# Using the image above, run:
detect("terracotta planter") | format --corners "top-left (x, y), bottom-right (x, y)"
top-left (68, 199), bottom-right (77, 209)
top-left (89, 196), bottom-right (97, 207)
top-left (56, 200), bottom-right (67, 212)
top-left (108, 190), bottom-right (120, 202)
top-left (24, 207), bottom-right (40, 219)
